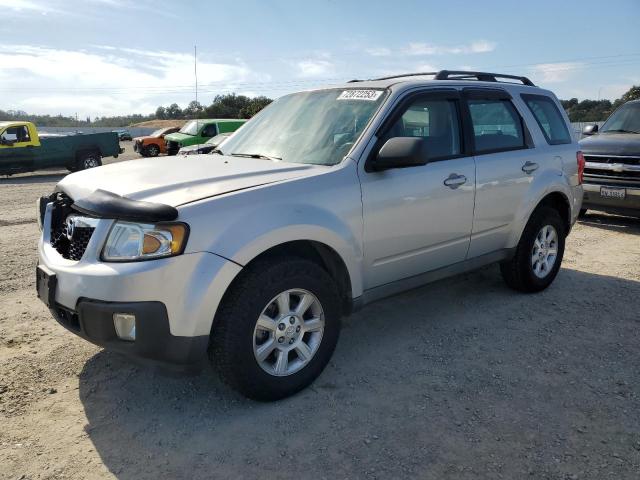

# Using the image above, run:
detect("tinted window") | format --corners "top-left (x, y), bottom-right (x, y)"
top-left (522, 95), bottom-right (571, 144)
top-left (468, 99), bottom-right (525, 153)
top-left (382, 98), bottom-right (461, 160)
top-left (202, 124), bottom-right (218, 137)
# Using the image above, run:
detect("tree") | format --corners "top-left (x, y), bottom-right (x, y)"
top-left (240, 96), bottom-right (272, 118)
top-left (166, 103), bottom-right (183, 119)
top-left (183, 100), bottom-right (204, 119)
top-left (620, 85), bottom-right (640, 103)
top-left (155, 106), bottom-right (167, 120)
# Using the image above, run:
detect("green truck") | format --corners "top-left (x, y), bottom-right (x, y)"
top-left (0, 121), bottom-right (124, 175)
top-left (164, 119), bottom-right (246, 155)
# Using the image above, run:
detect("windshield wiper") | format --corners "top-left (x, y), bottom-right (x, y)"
top-left (603, 129), bottom-right (640, 134)
top-left (229, 152), bottom-right (282, 161)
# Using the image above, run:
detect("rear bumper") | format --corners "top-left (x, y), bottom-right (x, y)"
top-left (51, 299), bottom-right (209, 368)
top-left (583, 182), bottom-right (640, 216)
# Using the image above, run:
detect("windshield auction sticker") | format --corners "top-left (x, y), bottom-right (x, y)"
top-left (337, 90), bottom-right (383, 101)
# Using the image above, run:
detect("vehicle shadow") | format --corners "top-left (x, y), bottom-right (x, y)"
top-left (78, 266), bottom-right (640, 479)
top-left (578, 210), bottom-right (640, 233)
top-left (0, 171), bottom-right (66, 184)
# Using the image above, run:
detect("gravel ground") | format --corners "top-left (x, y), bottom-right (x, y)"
top-left (1, 145), bottom-right (639, 479)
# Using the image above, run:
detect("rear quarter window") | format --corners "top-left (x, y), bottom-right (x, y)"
top-left (521, 94), bottom-right (572, 145)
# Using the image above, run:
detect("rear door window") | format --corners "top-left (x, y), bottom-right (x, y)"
top-left (521, 94), bottom-right (572, 145)
top-left (468, 99), bottom-right (525, 153)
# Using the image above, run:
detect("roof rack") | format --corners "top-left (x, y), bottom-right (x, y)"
top-left (351, 70), bottom-right (535, 87)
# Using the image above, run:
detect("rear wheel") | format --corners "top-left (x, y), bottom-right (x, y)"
top-left (76, 152), bottom-right (102, 171)
top-left (146, 144), bottom-right (160, 157)
top-left (500, 206), bottom-right (565, 293)
top-left (209, 258), bottom-right (341, 401)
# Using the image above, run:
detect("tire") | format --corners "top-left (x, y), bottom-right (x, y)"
top-left (76, 151), bottom-right (102, 171)
top-left (209, 257), bottom-right (341, 401)
top-left (146, 144), bottom-right (160, 157)
top-left (500, 206), bottom-right (566, 293)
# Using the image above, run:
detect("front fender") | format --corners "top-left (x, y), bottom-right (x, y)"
top-left (224, 209), bottom-right (363, 298)
top-left (180, 162), bottom-right (364, 298)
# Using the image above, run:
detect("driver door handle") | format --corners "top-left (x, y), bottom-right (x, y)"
top-left (522, 161), bottom-right (539, 174)
top-left (443, 173), bottom-right (467, 189)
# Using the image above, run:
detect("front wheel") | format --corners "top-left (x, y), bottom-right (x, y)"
top-left (500, 206), bottom-right (566, 293)
top-left (209, 258), bottom-right (341, 401)
top-left (146, 144), bottom-right (160, 157)
top-left (76, 152), bottom-right (102, 171)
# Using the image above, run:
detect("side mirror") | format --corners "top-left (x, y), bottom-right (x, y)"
top-left (582, 124), bottom-right (598, 136)
top-left (371, 137), bottom-right (428, 171)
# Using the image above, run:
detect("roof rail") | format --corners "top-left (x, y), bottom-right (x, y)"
top-left (434, 70), bottom-right (535, 86)
top-left (359, 70), bottom-right (535, 86)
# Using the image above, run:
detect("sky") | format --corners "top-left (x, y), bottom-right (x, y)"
top-left (0, 0), bottom-right (639, 118)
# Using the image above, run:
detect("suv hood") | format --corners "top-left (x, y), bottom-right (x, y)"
top-left (164, 132), bottom-right (192, 143)
top-left (133, 135), bottom-right (159, 142)
top-left (579, 133), bottom-right (640, 156)
top-left (178, 143), bottom-right (209, 154)
top-left (57, 155), bottom-right (324, 207)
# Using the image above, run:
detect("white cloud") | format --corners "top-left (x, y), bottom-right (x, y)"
top-left (530, 62), bottom-right (583, 83)
top-left (404, 40), bottom-right (496, 56)
top-left (365, 47), bottom-right (392, 57)
top-left (0, 0), bottom-right (54, 13)
top-left (469, 40), bottom-right (495, 53)
top-left (295, 59), bottom-right (335, 78)
top-left (0, 45), bottom-right (268, 116)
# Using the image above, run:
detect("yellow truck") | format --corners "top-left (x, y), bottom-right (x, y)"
top-left (0, 121), bottom-right (123, 175)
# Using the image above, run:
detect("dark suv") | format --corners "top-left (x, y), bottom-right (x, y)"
top-left (579, 100), bottom-right (640, 217)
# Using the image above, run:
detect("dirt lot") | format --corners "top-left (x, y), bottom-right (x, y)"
top-left (1, 145), bottom-right (639, 479)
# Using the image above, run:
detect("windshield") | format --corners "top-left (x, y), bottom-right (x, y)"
top-left (218, 88), bottom-right (388, 165)
top-left (601, 102), bottom-right (640, 133)
top-left (206, 133), bottom-right (230, 145)
top-left (179, 120), bottom-right (201, 135)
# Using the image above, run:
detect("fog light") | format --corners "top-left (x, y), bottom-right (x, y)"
top-left (113, 313), bottom-right (136, 341)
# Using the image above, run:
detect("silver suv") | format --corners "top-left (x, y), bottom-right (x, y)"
top-left (37, 70), bottom-right (584, 400)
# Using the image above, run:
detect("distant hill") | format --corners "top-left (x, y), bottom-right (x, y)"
top-left (131, 119), bottom-right (187, 128)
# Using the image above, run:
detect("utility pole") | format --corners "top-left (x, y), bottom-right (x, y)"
top-left (194, 45), bottom-right (199, 119)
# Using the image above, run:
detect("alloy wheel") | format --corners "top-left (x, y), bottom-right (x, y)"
top-left (531, 224), bottom-right (558, 279)
top-left (252, 289), bottom-right (325, 376)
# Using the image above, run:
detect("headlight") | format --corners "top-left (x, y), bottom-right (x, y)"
top-left (102, 221), bottom-right (189, 262)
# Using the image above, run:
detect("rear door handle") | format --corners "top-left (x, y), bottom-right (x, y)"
top-left (443, 173), bottom-right (467, 189)
top-left (522, 161), bottom-right (539, 174)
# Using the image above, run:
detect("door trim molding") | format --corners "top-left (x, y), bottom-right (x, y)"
top-left (354, 248), bottom-right (515, 310)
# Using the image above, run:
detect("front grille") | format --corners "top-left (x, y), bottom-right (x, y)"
top-left (584, 155), bottom-right (640, 166)
top-left (166, 141), bottom-right (179, 154)
top-left (584, 155), bottom-right (640, 182)
top-left (49, 200), bottom-right (98, 261)
top-left (51, 223), bottom-right (95, 260)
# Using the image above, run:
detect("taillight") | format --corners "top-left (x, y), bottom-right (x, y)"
top-left (577, 151), bottom-right (585, 184)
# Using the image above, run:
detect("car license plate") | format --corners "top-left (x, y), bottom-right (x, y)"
top-left (600, 187), bottom-right (626, 199)
top-left (36, 265), bottom-right (56, 307)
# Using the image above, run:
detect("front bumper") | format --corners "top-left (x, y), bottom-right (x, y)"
top-left (583, 181), bottom-right (640, 216)
top-left (51, 299), bottom-right (209, 367)
top-left (38, 204), bottom-right (243, 366)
